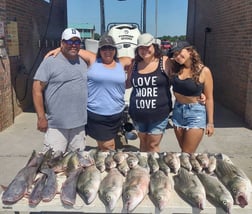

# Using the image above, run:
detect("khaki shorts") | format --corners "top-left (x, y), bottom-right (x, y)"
top-left (42, 126), bottom-right (86, 153)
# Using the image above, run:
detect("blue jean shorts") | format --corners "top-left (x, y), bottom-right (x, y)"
top-left (133, 116), bottom-right (169, 135)
top-left (172, 101), bottom-right (206, 129)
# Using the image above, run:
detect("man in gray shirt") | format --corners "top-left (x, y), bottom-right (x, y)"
top-left (33, 28), bottom-right (88, 153)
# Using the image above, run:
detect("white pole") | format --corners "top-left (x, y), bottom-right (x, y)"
top-left (155, 0), bottom-right (158, 38)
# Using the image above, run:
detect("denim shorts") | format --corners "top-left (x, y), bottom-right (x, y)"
top-left (133, 116), bottom-right (169, 135)
top-left (172, 101), bottom-right (206, 129)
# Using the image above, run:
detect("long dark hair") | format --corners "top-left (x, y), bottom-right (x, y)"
top-left (134, 43), bottom-right (163, 63)
top-left (170, 46), bottom-right (204, 83)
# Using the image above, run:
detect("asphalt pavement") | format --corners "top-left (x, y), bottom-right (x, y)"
top-left (0, 101), bottom-right (252, 213)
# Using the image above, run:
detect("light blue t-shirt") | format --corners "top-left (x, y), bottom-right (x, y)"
top-left (33, 53), bottom-right (88, 129)
top-left (87, 59), bottom-right (126, 115)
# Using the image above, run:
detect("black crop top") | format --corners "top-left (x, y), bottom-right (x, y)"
top-left (172, 76), bottom-right (204, 96)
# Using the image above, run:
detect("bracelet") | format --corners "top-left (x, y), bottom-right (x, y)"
top-left (207, 123), bottom-right (214, 128)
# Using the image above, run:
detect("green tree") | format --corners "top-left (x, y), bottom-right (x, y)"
top-left (94, 33), bottom-right (100, 40)
top-left (158, 35), bottom-right (186, 42)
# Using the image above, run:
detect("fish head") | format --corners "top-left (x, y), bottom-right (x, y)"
top-left (77, 151), bottom-right (95, 167)
top-left (234, 191), bottom-right (248, 208)
top-left (219, 195), bottom-right (233, 214)
top-left (103, 192), bottom-right (117, 211)
top-left (186, 191), bottom-right (205, 210)
top-left (229, 178), bottom-right (250, 207)
top-left (152, 191), bottom-right (169, 211)
top-left (127, 156), bottom-right (139, 168)
top-left (50, 151), bottom-right (73, 172)
top-left (83, 188), bottom-right (97, 205)
top-left (81, 189), bottom-right (91, 204)
top-left (113, 152), bottom-right (128, 164)
top-left (122, 188), bottom-right (143, 212)
top-left (2, 189), bottom-right (25, 205)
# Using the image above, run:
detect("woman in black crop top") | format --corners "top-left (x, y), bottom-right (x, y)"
top-left (169, 41), bottom-right (214, 153)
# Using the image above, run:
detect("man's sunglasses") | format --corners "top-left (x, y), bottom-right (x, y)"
top-left (100, 45), bottom-right (115, 51)
top-left (63, 39), bottom-right (81, 45)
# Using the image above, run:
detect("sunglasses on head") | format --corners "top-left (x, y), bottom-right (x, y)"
top-left (100, 45), bottom-right (115, 51)
top-left (63, 39), bottom-right (81, 45)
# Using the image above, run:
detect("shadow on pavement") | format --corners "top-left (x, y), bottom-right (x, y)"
top-left (214, 102), bottom-right (246, 128)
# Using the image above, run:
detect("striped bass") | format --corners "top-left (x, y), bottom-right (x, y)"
top-left (174, 168), bottom-right (206, 210)
top-left (197, 172), bottom-right (233, 214)
top-left (215, 159), bottom-right (252, 208)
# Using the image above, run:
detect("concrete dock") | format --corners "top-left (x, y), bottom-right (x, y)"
top-left (0, 102), bottom-right (252, 213)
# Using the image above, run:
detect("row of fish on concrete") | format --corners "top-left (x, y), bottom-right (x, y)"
top-left (1, 148), bottom-right (252, 213)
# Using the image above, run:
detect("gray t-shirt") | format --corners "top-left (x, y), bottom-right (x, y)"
top-left (34, 52), bottom-right (88, 129)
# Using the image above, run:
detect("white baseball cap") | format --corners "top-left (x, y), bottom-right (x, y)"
top-left (137, 33), bottom-right (155, 47)
top-left (61, 28), bottom-right (81, 40)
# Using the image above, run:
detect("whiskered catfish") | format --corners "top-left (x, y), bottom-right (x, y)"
top-left (1, 150), bottom-right (43, 205)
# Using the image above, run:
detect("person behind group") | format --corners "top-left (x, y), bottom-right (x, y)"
top-left (169, 40), bottom-right (214, 153)
top-left (45, 33), bottom-right (132, 151)
top-left (33, 28), bottom-right (88, 153)
top-left (127, 33), bottom-right (173, 152)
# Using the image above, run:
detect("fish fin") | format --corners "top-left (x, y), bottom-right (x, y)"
top-left (25, 150), bottom-right (37, 167)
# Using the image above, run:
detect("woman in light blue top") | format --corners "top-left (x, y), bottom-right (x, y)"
top-left (75, 34), bottom-right (132, 151)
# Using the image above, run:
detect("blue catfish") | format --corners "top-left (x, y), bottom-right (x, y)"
top-left (28, 174), bottom-right (47, 206)
top-left (1, 150), bottom-right (43, 205)
top-left (40, 168), bottom-right (57, 202)
top-left (60, 168), bottom-right (82, 206)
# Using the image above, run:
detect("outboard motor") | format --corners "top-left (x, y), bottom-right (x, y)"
top-left (107, 23), bottom-right (140, 146)
top-left (107, 23), bottom-right (141, 58)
